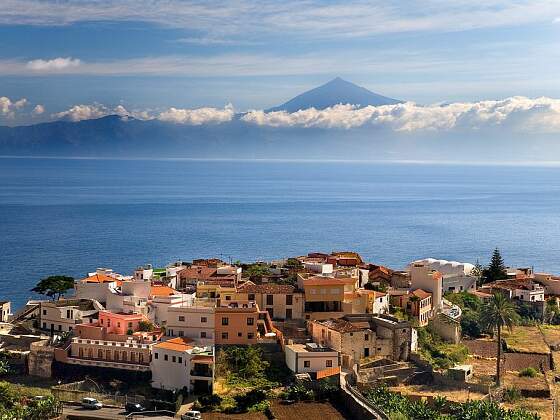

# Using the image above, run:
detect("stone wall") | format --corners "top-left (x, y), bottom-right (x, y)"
top-left (28, 339), bottom-right (54, 377)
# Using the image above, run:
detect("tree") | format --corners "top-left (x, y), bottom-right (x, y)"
top-left (244, 264), bottom-right (271, 283)
top-left (31, 275), bottom-right (74, 300)
top-left (471, 259), bottom-right (484, 286)
top-left (479, 292), bottom-right (520, 386)
top-left (284, 258), bottom-right (303, 271)
top-left (483, 248), bottom-right (507, 283)
top-left (138, 321), bottom-right (155, 332)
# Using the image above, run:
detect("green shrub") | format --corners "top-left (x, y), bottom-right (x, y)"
top-left (503, 386), bottom-right (522, 403)
top-left (519, 367), bottom-right (538, 378)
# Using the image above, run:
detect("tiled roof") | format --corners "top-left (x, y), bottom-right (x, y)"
top-left (318, 318), bottom-right (362, 333)
top-left (154, 337), bottom-right (193, 352)
top-left (412, 289), bottom-right (431, 299)
top-left (303, 276), bottom-right (355, 286)
top-left (80, 273), bottom-right (117, 283)
top-left (237, 283), bottom-right (295, 294)
top-left (150, 285), bottom-right (177, 297)
top-left (192, 354), bottom-right (213, 362)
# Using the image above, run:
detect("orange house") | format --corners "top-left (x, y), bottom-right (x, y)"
top-left (98, 311), bottom-right (148, 335)
top-left (214, 300), bottom-right (273, 345)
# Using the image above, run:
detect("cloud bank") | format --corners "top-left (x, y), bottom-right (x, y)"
top-left (26, 57), bottom-right (81, 72)
top-left (242, 97), bottom-right (560, 133)
top-left (158, 104), bottom-right (234, 125)
top-left (0, 96), bottom-right (28, 118)
top-left (48, 97), bottom-right (560, 133)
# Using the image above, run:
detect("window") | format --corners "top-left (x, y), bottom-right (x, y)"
top-left (221, 332), bottom-right (228, 340)
top-left (164, 354), bottom-right (168, 361)
top-left (248, 333), bottom-right (254, 339)
top-left (286, 295), bottom-right (293, 305)
top-left (42, 322), bottom-right (46, 329)
top-left (222, 317), bottom-right (229, 326)
top-left (304, 361), bottom-right (310, 368)
top-left (179, 316), bottom-right (185, 322)
top-left (66, 310), bottom-right (71, 318)
top-left (286, 309), bottom-right (292, 319)
top-left (98, 349), bottom-right (103, 358)
top-left (201, 331), bottom-right (207, 338)
top-left (248, 294), bottom-right (255, 301)
top-left (247, 317), bottom-right (254, 326)
top-left (225, 295), bottom-right (231, 300)
top-left (364, 348), bottom-right (370, 357)
top-left (326, 360), bottom-right (333, 367)
top-left (117, 322), bottom-right (121, 328)
top-left (172, 356), bottom-right (176, 363)
top-left (178, 330), bottom-right (184, 337)
top-left (238, 332), bottom-right (242, 337)
top-left (178, 357), bottom-right (182, 364)
top-left (107, 319), bottom-right (111, 327)
top-left (42, 309), bottom-right (47, 316)
top-left (364, 334), bottom-right (369, 341)
top-left (201, 317), bottom-right (207, 323)
top-left (266, 294), bottom-right (274, 305)
top-left (128, 322), bottom-right (133, 328)
top-left (58, 324), bottom-right (62, 331)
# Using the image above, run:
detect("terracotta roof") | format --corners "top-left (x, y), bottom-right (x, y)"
top-left (303, 276), bottom-right (356, 286)
top-left (318, 318), bottom-right (362, 333)
top-left (80, 273), bottom-right (117, 284)
top-left (179, 266), bottom-right (217, 279)
top-left (192, 355), bottom-right (213, 363)
top-left (238, 283), bottom-right (295, 294)
top-left (412, 289), bottom-right (431, 300)
top-left (198, 280), bottom-right (236, 287)
top-left (154, 337), bottom-right (193, 352)
top-left (150, 285), bottom-right (177, 297)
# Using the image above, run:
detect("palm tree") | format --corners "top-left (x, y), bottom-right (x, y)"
top-left (479, 292), bottom-right (520, 386)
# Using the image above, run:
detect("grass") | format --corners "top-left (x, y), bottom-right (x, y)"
top-left (539, 324), bottom-right (560, 348)
top-left (502, 326), bottom-right (550, 354)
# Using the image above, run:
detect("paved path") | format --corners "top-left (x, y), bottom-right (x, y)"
top-left (62, 404), bottom-right (126, 419)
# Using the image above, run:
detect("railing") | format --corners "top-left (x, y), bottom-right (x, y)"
top-left (190, 369), bottom-right (212, 378)
top-left (342, 373), bottom-right (389, 420)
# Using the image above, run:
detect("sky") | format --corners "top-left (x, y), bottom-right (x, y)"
top-left (0, 0), bottom-right (560, 127)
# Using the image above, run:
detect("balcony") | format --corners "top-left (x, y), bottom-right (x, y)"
top-left (191, 366), bottom-right (213, 378)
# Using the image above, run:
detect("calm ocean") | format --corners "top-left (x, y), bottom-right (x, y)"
top-left (1, 157), bottom-right (560, 309)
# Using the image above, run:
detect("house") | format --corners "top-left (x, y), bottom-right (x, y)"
top-left (309, 314), bottom-right (413, 368)
top-left (165, 299), bottom-right (216, 345)
top-left (74, 269), bottom-right (125, 303)
top-left (481, 279), bottom-right (545, 303)
top-left (214, 300), bottom-right (275, 345)
top-left (39, 299), bottom-right (102, 333)
top-left (55, 311), bottom-right (161, 372)
top-left (390, 289), bottom-right (433, 327)
top-left (297, 274), bottom-right (358, 320)
top-left (235, 283), bottom-right (304, 320)
top-left (408, 258), bottom-right (475, 277)
top-left (178, 263), bottom-right (242, 289)
top-left (409, 263), bottom-right (443, 310)
top-left (151, 337), bottom-right (214, 393)
top-left (285, 343), bottom-right (340, 375)
top-left (0, 301), bottom-right (11, 322)
top-left (534, 273), bottom-right (560, 295)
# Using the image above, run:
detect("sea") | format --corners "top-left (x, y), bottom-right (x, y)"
top-left (1, 157), bottom-right (560, 310)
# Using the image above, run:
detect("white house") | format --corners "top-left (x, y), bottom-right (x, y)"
top-left (151, 337), bottom-right (214, 393)
top-left (165, 300), bottom-right (216, 345)
top-left (285, 343), bottom-right (340, 374)
top-left (39, 299), bottom-right (102, 332)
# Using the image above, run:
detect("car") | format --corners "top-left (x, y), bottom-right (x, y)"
top-left (125, 402), bottom-right (146, 413)
top-left (182, 410), bottom-right (202, 419)
top-left (81, 397), bottom-right (103, 410)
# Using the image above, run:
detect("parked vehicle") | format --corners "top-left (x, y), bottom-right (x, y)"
top-left (81, 397), bottom-right (103, 410)
top-left (182, 410), bottom-right (202, 419)
top-left (125, 402), bottom-right (146, 413)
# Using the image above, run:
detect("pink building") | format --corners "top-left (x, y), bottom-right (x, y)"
top-left (98, 311), bottom-right (147, 335)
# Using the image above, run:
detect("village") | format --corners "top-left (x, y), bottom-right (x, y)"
top-left (0, 249), bottom-right (558, 419)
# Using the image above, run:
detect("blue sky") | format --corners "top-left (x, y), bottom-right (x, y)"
top-left (1, 0), bottom-right (560, 125)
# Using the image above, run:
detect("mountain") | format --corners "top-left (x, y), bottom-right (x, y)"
top-left (267, 77), bottom-right (401, 112)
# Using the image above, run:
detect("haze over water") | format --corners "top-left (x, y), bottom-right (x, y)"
top-left (1, 157), bottom-right (560, 309)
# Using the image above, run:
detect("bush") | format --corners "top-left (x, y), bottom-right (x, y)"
top-left (503, 386), bottom-right (522, 403)
top-left (519, 367), bottom-right (538, 378)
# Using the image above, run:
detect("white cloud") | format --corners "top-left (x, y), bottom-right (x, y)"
top-left (53, 103), bottom-right (111, 122)
top-left (32, 104), bottom-right (45, 115)
top-left (158, 104), bottom-right (234, 125)
top-left (26, 57), bottom-right (81, 72)
top-left (0, 96), bottom-right (28, 118)
top-left (241, 97), bottom-right (560, 133)
top-left (1, 1), bottom-right (559, 40)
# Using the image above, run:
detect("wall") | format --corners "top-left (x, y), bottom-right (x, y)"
top-left (285, 346), bottom-right (339, 373)
top-left (75, 282), bottom-right (112, 303)
top-left (215, 308), bottom-right (258, 345)
top-left (166, 305), bottom-right (215, 344)
top-left (151, 347), bottom-right (190, 390)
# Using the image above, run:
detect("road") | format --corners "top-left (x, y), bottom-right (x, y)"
top-left (62, 404), bottom-right (126, 419)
